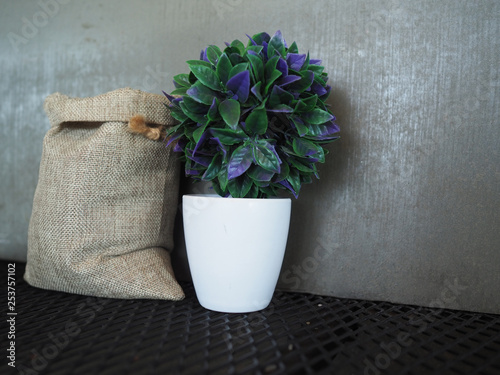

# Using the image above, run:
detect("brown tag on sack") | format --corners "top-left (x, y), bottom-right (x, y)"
top-left (25, 88), bottom-right (184, 300)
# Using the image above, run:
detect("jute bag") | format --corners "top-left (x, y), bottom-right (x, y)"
top-left (25, 88), bottom-right (184, 300)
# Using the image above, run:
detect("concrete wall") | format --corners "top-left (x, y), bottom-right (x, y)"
top-left (1, 0), bottom-right (499, 313)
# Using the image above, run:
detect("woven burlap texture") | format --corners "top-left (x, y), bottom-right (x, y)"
top-left (25, 88), bottom-right (184, 300)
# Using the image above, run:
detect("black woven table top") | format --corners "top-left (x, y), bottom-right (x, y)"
top-left (2, 261), bottom-right (500, 375)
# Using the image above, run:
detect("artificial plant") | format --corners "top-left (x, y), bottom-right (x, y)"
top-left (165, 30), bottom-right (339, 198)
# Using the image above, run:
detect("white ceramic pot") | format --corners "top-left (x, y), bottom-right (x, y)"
top-left (183, 194), bottom-right (291, 313)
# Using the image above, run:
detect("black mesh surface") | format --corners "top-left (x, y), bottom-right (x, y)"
top-left (2, 261), bottom-right (500, 375)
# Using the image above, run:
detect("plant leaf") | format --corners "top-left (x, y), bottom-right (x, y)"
top-left (202, 153), bottom-right (222, 181)
top-left (219, 98), bottom-right (240, 129)
top-left (227, 145), bottom-right (253, 180)
top-left (187, 61), bottom-right (223, 91)
top-left (251, 82), bottom-right (263, 101)
top-left (303, 108), bottom-right (334, 124)
top-left (288, 41), bottom-right (299, 54)
top-left (173, 73), bottom-right (191, 88)
top-left (216, 53), bottom-right (232, 85)
top-left (290, 116), bottom-right (308, 136)
top-left (210, 128), bottom-right (245, 145)
top-left (289, 70), bottom-right (314, 92)
top-left (246, 52), bottom-right (264, 83)
top-left (227, 175), bottom-right (253, 198)
top-left (186, 81), bottom-right (218, 105)
top-left (245, 108), bottom-right (268, 135)
top-left (247, 165), bottom-right (275, 182)
top-left (206, 45), bottom-right (221, 65)
top-left (253, 142), bottom-right (281, 173)
top-left (268, 30), bottom-right (286, 57)
top-left (228, 63), bottom-right (249, 80)
top-left (226, 70), bottom-right (250, 103)
top-left (286, 53), bottom-right (306, 71)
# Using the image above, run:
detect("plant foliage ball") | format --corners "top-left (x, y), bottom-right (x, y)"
top-left (165, 30), bottom-right (339, 198)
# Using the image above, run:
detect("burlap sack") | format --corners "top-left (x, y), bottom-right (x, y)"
top-left (25, 88), bottom-right (184, 300)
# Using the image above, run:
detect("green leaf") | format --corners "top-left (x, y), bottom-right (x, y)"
top-left (193, 123), bottom-right (209, 144)
top-left (170, 87), bottom-right (188, 96)
top-left (245, 108), bottom-right (267, 135)
top-left (245, 183), bottom-right (259, 198)
top-left (246, 52), bottom-right (264, 83)
top-left (173, 73), bottom-right (191, 88)
top-left (288, 41), bottom-right (299, 54)
top-left (264, 69), bottom-right (282, 94)
top-left (287, 169), bottom-right (301, 195)
top-left (179, 101), bottom-right (207, 124)
top-left (207, 98), bottom-right (219, 121)
top-left (308, 64), bottom-right (325, 75)
top-left (182, 96), bottom-right (209, 114)
top-left (170, 107), bottom-right (188, 122)
top-left (218, 165), bottom-right (228, 191)
top-left (230, 39), bottom-right (245, 54)
top-left (228, 175), bottom-right (253, 198)
top-left (187, 81), bottom-right (218, 105)
top-left (219, 99), bottom-right (240, 129)
top-left (265, 55), bottom-right (279, 80)
top-left (294, 95), bottom-right (318, 113)
top-left (216, 53), bottom-right (232, 85)
top-left (290, 116), bottom-right (308, 137)
top-left (202, 153), bottom-right (222, 181)
top-left (303, 108), bottom-right (334, 124)
top-left (289, 158), bottom-right (314, 173)
top-left (245, 45), bottom-right (264, 55)
top-left (251, 82), bottom-right (263, 101)
top-left (289, 70), bottom-right (314, 92)
top-left (253, 142), bottom-right (281, 173)
top-left (274, 159), bottom-right (290, 182)
top-left (228, 63), bottom-right (249, 80)
top-left (187, 61), bottom-right (223, 91)
top-left (210, 128), bottom-right (245, 145)
top-left (247, 165), bottom-right (275, 182)
top-left (269, 31), bottom-right (286, 57)
top-left (300, 52), bottom-right (310, 72)
top-left (206, 45), bottom-right (222, 65)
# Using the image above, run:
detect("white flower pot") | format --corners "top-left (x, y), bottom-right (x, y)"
top-left (183, 194), bottom-right (291, 313)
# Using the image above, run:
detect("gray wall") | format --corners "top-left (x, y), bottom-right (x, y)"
top-left (1, 0), bottom-right (499, 313)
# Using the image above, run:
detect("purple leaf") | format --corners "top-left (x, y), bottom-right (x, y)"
top-left (276, 58), bottom-right (288, 77)
top-left (227, 145), bottom-right (253, 180)
top-left (286, 53), bottom-right (306, 71)
top-left (278, 74), bottom-right (301, 87)
top-left (310, 82), bottom-right (328, 96)
top-left (226, 70), bottom-right (250, 103)
top-left (246, 34), bottom-right (257, 46)
top-left (174, 142), bottom-right (183, 153)
top-left (278, 180), bottom-right (298, 199)
top-left (166, 133), bottom-right (183, 148)
top-left (262, 41), bottom-right (268, 59)
top-left (193, 130), bottom-right (208, 156)
top-left (267, 105), bottom-right (293, 113)
top-left (200, 48), bottom-right (209, 63)
top-left (213, 137), bottom-right (228, 158)
top-left (188, 154), bottom-right (212, 167)
top-left (309, 59), bottom-right (322, 65)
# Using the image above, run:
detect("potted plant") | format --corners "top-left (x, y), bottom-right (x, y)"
top-left (164, 30), bottom-right (339, 313)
